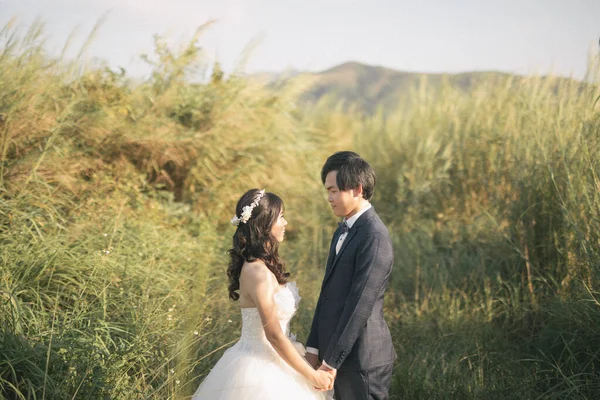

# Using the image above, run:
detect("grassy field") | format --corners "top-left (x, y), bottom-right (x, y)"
top-left (1, 21), bottom-right (599, 399)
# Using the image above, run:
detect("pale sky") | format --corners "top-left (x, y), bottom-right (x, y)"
top-left (1, 0), bottom-right (599, 79)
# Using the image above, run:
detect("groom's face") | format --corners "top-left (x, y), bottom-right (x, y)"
top-left (325, 171), bottom-right (361, 218)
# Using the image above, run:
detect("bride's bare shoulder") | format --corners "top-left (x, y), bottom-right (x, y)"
top-left (240, 260), bottom-right (274, 285)
top-left (239, 261), bottom-right (275, 307)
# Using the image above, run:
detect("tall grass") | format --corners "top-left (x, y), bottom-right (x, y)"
top-left (349, 71), bottom-right (600, 398)
top-left (1, 20), bottom-right (599, 399)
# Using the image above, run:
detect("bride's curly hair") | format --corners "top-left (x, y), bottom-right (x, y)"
top-left (227, 189), bottom-right (289, 301)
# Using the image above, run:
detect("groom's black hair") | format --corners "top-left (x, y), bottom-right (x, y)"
top-left (321, 151), bottom-right (376, 201)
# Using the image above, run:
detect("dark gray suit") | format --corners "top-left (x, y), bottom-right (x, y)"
top-left (307, 207), bottom-right (396, 399)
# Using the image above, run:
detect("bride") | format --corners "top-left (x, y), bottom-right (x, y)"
top-left (192, 189), bottom-right (333, 399)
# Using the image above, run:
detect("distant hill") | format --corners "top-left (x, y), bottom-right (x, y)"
top-left (304, 62), bottom-right (517, 113)
top-left (252, 62), bottom-right (520, 114)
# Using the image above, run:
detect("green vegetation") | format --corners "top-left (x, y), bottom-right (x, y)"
top-left (1, 20), bottom-right (599, 399)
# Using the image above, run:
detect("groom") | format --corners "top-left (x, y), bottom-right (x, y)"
top-left (306, 151), bottom-right (397, 399)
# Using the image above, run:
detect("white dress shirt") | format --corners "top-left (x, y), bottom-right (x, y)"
top-left (335, 203), bottom-right (372, 254)
top-left (306, 203), bottom-right (372, 370)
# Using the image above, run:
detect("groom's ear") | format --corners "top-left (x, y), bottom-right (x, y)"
top-left (353, 184), bottom-right (363, 198)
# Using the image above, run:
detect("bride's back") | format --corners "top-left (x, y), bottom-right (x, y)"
top-left (238, 260), bottom-right (278, 308)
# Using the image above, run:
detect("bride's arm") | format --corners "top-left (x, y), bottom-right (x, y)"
top-left (242, 264), bottom-right (332, 390)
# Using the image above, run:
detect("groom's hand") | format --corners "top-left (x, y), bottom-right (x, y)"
top-left (305, 352), bottom-right (320, 369)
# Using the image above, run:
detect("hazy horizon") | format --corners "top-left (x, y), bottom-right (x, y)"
top-left (1, 0), bottom-right (599, 80)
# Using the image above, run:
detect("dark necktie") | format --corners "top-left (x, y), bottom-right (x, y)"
top-left (338, 221), bottom-right (349, 234)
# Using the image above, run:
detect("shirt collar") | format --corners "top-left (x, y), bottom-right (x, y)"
top-left (344, 203), bottom-right (372, 229)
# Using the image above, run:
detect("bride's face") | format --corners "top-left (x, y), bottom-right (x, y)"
top-left (270, 210), bottom-right (287, 242)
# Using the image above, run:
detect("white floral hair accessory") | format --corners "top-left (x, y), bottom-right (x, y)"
top-left (230, 189), bottom-right (266, 226)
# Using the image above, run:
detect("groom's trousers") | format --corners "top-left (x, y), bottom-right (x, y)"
top-left (334, 363), bottom-right (394, 400)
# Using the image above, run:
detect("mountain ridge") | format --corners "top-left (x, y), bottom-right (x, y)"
top-left (252, 61), bottom-right (521, 113)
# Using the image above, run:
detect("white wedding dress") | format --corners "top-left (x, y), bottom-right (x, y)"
top-left (192, 282), bottom-right (327, 400)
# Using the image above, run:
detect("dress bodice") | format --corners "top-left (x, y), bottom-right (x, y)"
top-left (240, 282), bottom-right (301, 343)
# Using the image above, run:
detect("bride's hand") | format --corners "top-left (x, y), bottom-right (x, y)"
top-left (311, 369), bottom-right (334, 391)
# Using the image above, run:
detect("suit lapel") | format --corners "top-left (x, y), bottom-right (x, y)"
top-left (322, 207), bottom-right (376, 285)
top-left (323, 228), bottom-right (358, 284)
top-left (324, 227), bottom-right (341, 275)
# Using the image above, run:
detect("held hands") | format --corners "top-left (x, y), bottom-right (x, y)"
top-left (317, 364), bottom-right (336, 391)
top-left (311, 368), bottom-right (335, 392)
top-left (305, 353), bottom-right (335, 391)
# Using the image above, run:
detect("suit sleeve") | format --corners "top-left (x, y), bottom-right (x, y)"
top-left (322, 232), bottom-right (393, 369)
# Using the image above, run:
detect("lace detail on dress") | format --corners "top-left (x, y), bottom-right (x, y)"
top-left (286, 281), bottom-right (301, 307)
top-left (240, 308), bottom-right (265, 340)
